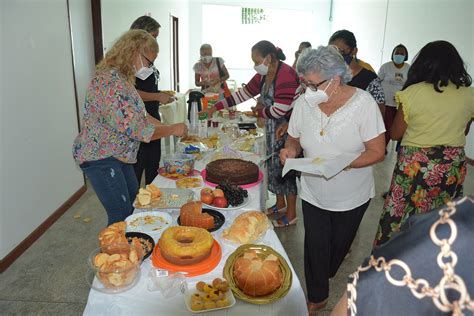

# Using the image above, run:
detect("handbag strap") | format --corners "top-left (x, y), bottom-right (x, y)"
top-left (216, 58), bottom-right (225, 79)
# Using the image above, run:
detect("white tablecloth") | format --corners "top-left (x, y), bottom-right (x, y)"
top-left (83, 153), bottom-right (307, 316)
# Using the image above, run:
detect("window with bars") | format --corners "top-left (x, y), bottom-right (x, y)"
top-left (241, 7), bottom-right (266, 24)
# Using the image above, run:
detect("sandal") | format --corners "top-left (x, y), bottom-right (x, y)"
top-left (272, 215), bottom-right (297, 228)
top-left (307, 299), bottom-right (328, 315)
top-left (264, 204), bottom-right (287, 216)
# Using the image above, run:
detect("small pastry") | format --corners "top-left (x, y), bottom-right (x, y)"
top-left (209, 289), bottom-right (222, 301)
top-left (196, 281), bottom-right (206, 292)
top-left (203, 284), bottom-right (214, 293)
top-left (202, 294), bottom-right (212, 302)
top-left (212, 278), bottom-right (223, 287)
top-left (216, 280), bottom-right (229, 292)
top-left (203, 301), bottom-right (217, 309)
top-left (191, 293), bottom-right (202, 303)
top-left (216, 298), bottom-right (230, 308)
top-left (191, 300), bottom-right (204, 311)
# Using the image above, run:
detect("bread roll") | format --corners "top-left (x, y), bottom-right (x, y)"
top-left (145, 184), bottom-right (161, 199)
top-left (233, 250), bottom-right (282, 296)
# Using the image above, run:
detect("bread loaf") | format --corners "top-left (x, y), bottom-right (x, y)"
top-left (222, 211), bottom-right (269, 244)
top-left (145, 184), bottom-right (161, 199)
top-left (233, 250), bottom-right (283, 296)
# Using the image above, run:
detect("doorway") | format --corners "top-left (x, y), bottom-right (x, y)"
top-left (170, 15), bottom-right (179, 92)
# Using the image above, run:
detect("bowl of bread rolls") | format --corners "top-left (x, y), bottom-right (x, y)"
top-left (87, 242), bottom-right (143, 293)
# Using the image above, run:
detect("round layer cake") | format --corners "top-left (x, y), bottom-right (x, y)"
top-left (205, 159), bottom-right (259, 185)
top-left (158, 226), bottom-right (214, 265)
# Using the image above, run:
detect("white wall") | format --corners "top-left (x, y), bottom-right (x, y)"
top-left (101, 0), bottom-right (190, 92)
top-left (69, 0), bottom-right (96, 119)
top-left (0, 0), bottom-right (84, 258)
top-left (330, 0), bottom-right (474, 158)
top-left (330, 0), bottom-right (473, 74)
top-left (189, 0), bottom-right (332, 90)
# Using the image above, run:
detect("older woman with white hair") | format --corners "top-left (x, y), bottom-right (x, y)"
top-left (279, 46), bottom-right (386, 314)
top-left (193, 43), bottom-right (229, 98)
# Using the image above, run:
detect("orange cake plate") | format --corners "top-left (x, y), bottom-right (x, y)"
top-left (151, 240), bottom-right (222, 277)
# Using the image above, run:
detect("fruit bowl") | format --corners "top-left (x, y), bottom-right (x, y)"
top-left (87, 242), bottom-right (143, 293)
top-left (163, 154), bottom-right (195, 176)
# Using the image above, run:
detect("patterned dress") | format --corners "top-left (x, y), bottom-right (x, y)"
top-left (261, 82), bottom-right (297, 195)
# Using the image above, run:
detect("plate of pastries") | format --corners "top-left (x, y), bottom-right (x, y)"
top-left (184, 277), bottom-right (235, 313)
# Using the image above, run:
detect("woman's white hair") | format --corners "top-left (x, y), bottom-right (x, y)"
top-left (200, 43), bottom-right (212, 51)
top-left (296, 45), bottom-right (352, 84)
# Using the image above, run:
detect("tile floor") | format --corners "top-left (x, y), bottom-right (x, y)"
top-left (1, 146), bottom-right (473, 315)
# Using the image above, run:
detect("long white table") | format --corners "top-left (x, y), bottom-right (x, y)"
top-left (83, 153), bottom-right (307, 316)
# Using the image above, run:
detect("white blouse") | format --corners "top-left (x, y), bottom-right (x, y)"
top-left (288, 88), bottom-right (385, 211)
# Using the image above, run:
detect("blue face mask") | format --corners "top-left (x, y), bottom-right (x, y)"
top-left (342, 53), bottom-right (353, 65)
top-left (393, 54), bottom-right (405, 64)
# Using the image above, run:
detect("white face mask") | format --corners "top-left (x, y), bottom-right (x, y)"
top-left (304, 80), bottom-right (332, 105)
top-left (254, 57), bottom-right (269, 75)
top-left (201, 55), bottom-right (212, 63)
top-left (135, 57), bottom-right (154, 80)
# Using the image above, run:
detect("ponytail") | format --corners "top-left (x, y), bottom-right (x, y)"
top-left (252, 40), bottom-right (286, 61)
top-left (275, 47), bottom-right (286, 61)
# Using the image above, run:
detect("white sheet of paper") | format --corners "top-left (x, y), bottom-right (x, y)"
top-left (282, 153), bottom-right (360, 179)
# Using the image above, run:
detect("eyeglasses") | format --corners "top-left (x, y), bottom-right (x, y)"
top-left (141, 54), bottom-right (154, 67)
top-left (300, 79), bottom-right (327, 91)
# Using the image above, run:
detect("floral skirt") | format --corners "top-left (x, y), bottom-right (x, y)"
top-left (374, 146), bottom-right (466, 246)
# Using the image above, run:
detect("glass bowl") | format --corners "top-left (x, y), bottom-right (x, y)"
top-left (87, 242), bottom-right (143, 293)
top-left (163, 154), bottom-right (195, 176)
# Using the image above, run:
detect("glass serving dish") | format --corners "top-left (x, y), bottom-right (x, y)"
top-left (86, 242), bottom-right (143, 294)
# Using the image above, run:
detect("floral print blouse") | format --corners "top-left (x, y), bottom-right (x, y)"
top-left (73, 69), bottom-right (155, 165)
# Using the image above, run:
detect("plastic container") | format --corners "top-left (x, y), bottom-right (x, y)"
top-left (190, 101), bottom-right (199, 135)
top-left (198, 112), bottom-right (208, 138)
top-left (163, 154), bottom-right (195, 176)
top-left (183, 278), bottom-right (236, 313)
top-left (87, 242), bottom-right (143, 293)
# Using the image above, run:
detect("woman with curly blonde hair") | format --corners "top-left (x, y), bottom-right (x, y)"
top-left (73, 29), bottom-right (187, 225)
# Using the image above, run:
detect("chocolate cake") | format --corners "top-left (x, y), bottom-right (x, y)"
top-left (205, 159), bottom-right (259, 185)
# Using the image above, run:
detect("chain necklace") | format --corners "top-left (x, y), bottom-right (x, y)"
top-left (347, 196), bottom-right (474, 316)
top-left (320, 111), bottom-right (332, 136)
top-left (318, 85), bottom-right (339, 136)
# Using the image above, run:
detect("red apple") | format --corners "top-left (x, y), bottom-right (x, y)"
top-left (213, 196), bottom-right (228, 208)
top-left (201, 188), bottom-right (213, 196)
top-left (201, 193), bottom-right (214, 205)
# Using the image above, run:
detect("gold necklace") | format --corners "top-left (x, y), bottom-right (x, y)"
top-left (320, 111), bottom-right (332, 136)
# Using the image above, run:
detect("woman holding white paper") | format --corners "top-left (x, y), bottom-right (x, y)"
top-left (279, 46), bottom-right (385, 314)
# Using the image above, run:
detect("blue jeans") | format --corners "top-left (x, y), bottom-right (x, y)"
top-left (80, 157), bottom-right (138, 225)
